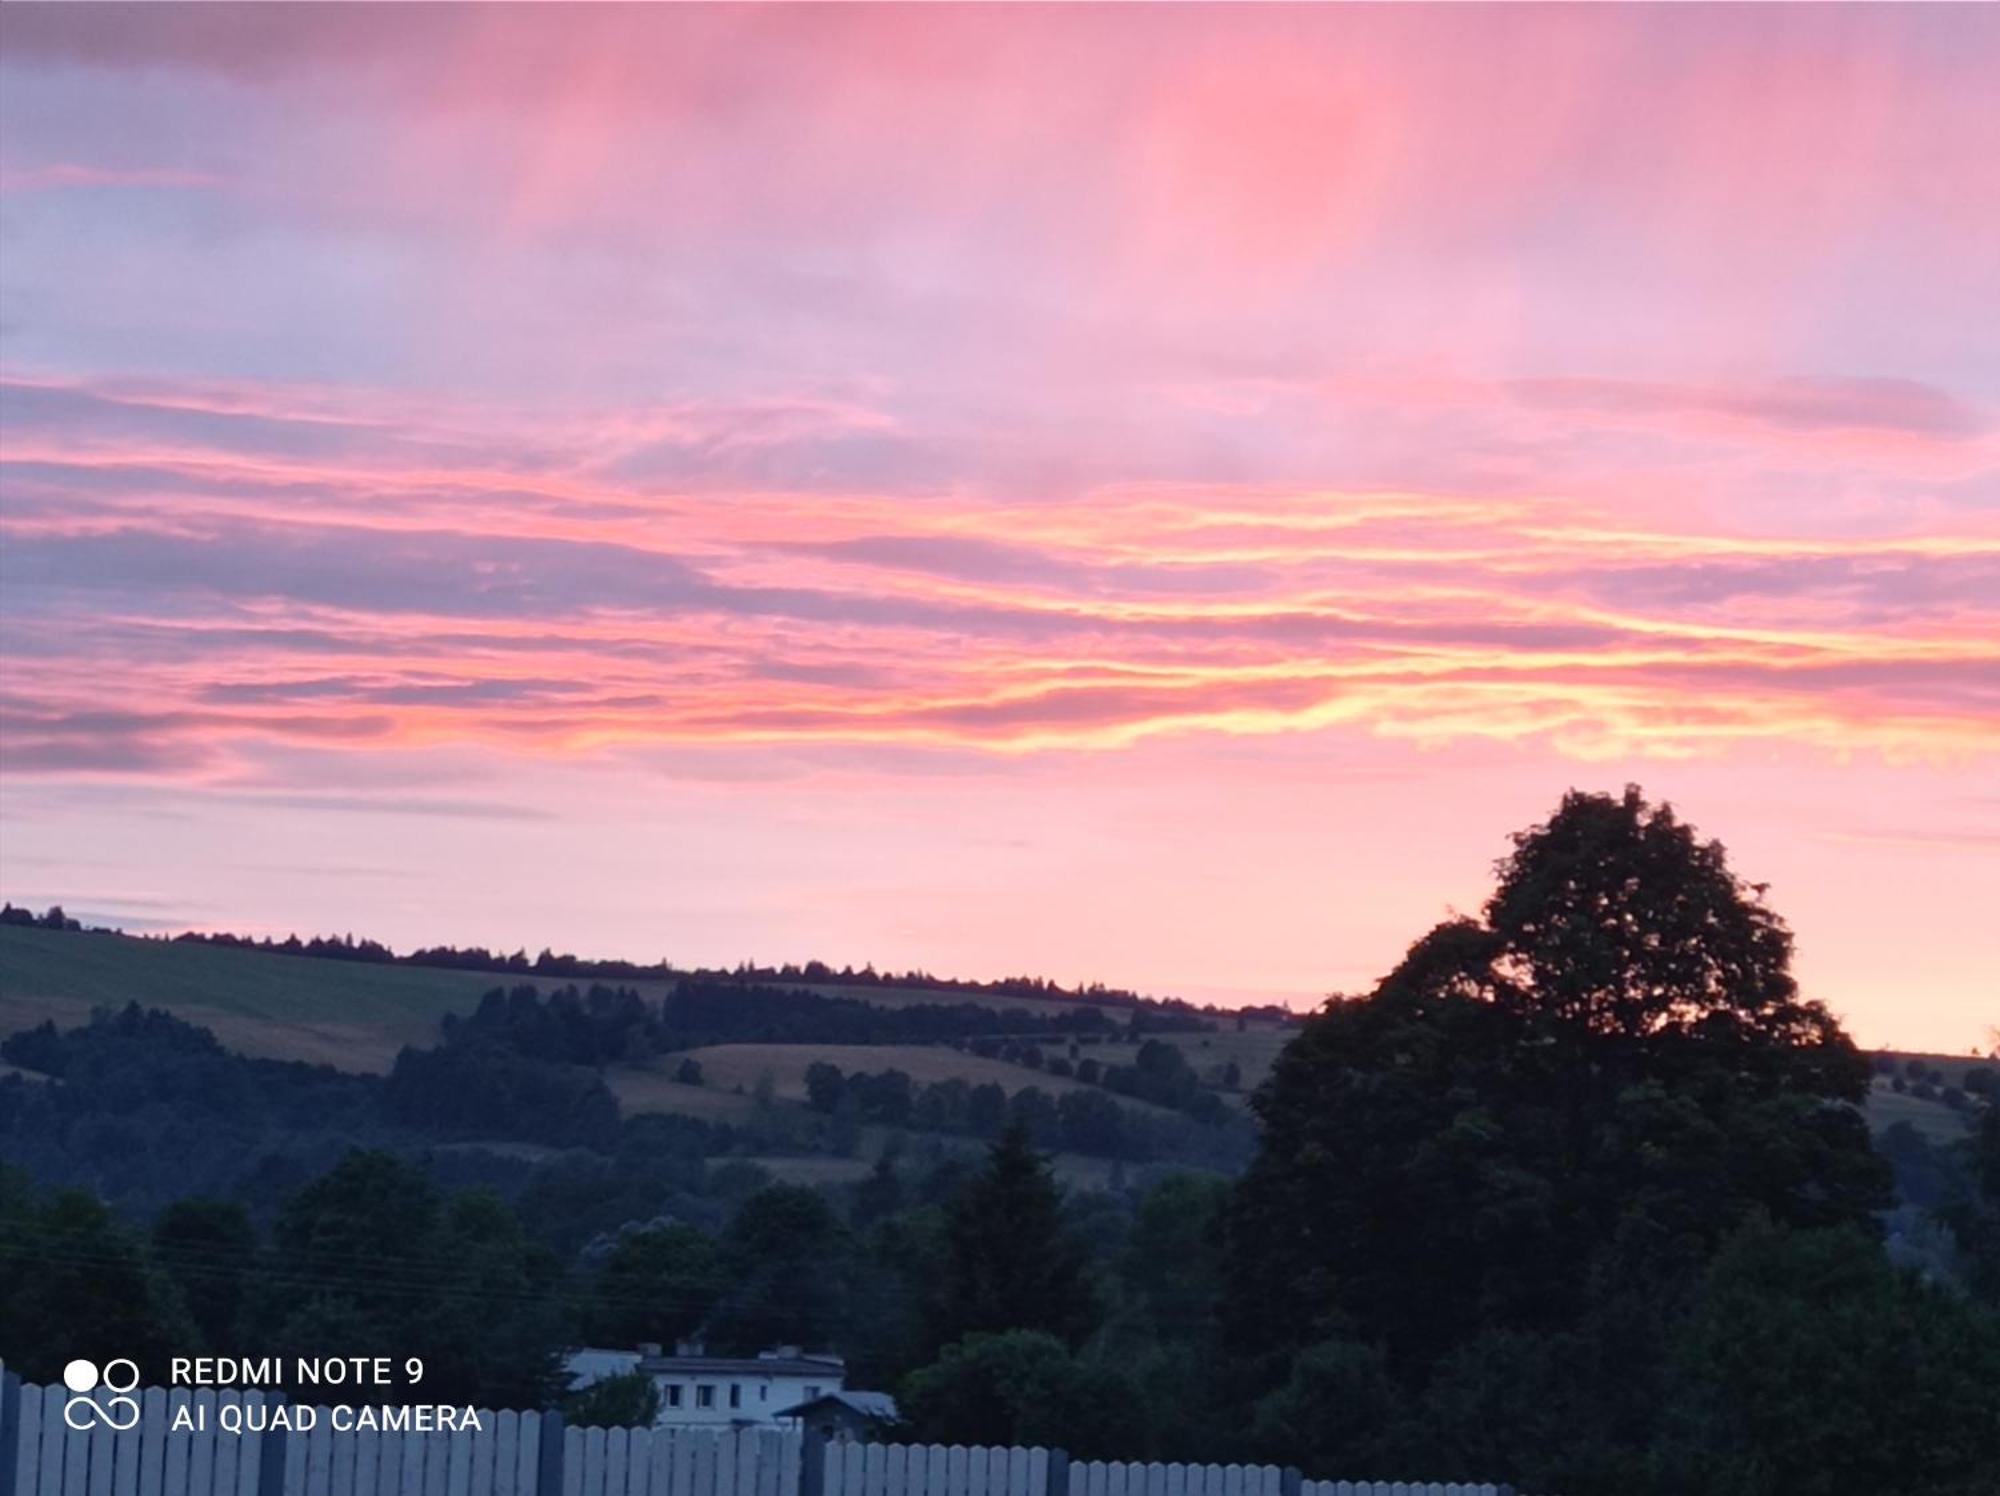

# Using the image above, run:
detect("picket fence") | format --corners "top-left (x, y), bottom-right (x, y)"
top-left (0, 1366), bottom-right (1522, 1496)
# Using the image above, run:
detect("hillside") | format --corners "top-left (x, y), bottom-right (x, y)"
top-left (1, 923), bottom-right (1978, 1150)
top-left (0, 924), bottom-right (1250, 1145)
top-left (0, 923), bottom-right (505, 1071)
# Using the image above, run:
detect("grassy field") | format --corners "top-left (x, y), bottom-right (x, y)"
top-left (604, 1064), bottom-right (770, 1124)
top-left (0, 924), bottom-right (511, 1020)
top-left (1149, 1024), bottom-right (1296, 1091)
top-left (1866, 1077), bottom-right (1986, 1143)
top-left (0, 926), bottom-right (1151, 1066)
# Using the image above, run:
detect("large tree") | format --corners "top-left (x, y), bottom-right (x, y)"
top-left (930, 1123), bottom-right (1099, 1351)
top-left (1225, 787), bottom-right (1889, 1377)
top-left (584, 1222), bottom-right (729, 1347)
top-left (259, 1150), bottom-right (566, 1408)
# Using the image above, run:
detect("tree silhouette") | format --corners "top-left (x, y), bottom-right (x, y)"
top-left (931, 1122), bottom-right (1098, 1352)
top-left (1225, 786), bottom-right (1889, 1375)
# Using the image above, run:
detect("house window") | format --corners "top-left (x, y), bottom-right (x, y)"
top-left (664, 1384), bottom-right (683, 1408)
top-left (729, 1384), bottom-right (742, 1409)
top-left (696, 1385), bottom-right (715, 1409)
top-left (759, 1386), bottom-right (767, 1402)
top-left (805, 1386), bottom-right (821, 1400)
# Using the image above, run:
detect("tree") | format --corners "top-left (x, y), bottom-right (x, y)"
top-left (1223, 788), bottom-right (1892, 1462)
top-left (1649, 1225), bottom-right (2000, 1496)
top-left (804, 1062), bottom-right (846, 1113)
top-left (260, 1151), bottom-right (565, 1408)
top-left (422, 1189), bottom-right (568, 1409)
top-left (585, 1223), bottom-right (729, 1347)
top-left (152, 1197), bottom-right (257, 1353)
top-left (1119, 1174), bottom-right (1229, 1341)
top-left (1939, 1103), bottom-right (2000, 1305)
top-left (707, 1185), bottom-right (849, 1352)
top-left (901, 1331), bottom-right (1144, 1457)
top-left (563, 1371), bottom-right (662, 1429)
top-left (851, 1151), bottom-right (905, 1227)
top-left (932, 1123), bottom-right (1097, 1351)
top-left (0, 1167), bottom-right (196, 1382)
top-left (1248, 1339), bottom-right (1401, 1478)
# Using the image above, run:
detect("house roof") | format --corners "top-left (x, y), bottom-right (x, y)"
top-left (775, 1390), bottom-right (901, 1424)
top-left (636, 1354), bottom-right (845, 1378)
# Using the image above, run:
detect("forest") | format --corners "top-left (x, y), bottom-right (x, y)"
top-left (3, 789), bottom-right (1998, 1496)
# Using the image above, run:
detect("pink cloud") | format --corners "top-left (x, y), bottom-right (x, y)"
top-left (3, 6), bottom-right (1997, 1052)
top-left (0, 163), bottom-right (224, 193)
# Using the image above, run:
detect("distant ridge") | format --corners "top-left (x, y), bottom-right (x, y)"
top-left (0, 901), bottom-right (1296, 1023)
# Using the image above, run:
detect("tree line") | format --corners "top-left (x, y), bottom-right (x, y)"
top-left (114, 917), bottom-right (1243, 1020)
top-left (800, 1057), bottom-right (1253, 1167)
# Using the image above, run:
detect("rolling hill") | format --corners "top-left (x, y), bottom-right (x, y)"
top-left (0, 923), bottom-right (1979, 1149)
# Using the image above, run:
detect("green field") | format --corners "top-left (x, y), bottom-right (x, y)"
top-left (0, 924), bottom-right (513, 1020)
top-left (0, 924), bottom-right (510, 1071)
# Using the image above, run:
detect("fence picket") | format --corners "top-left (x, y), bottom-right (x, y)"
top-left (135, 1386), bottom-right (166, 1496)
top-left (624, 1429), bottom-right (651, 1496)
top-left (374, 1430), bottom-right (405, 1496)
top-left (840, 1439), bottom-right (867, 1496)
top-left (515, 1412), bottom-right (541, 1496)
top-left (322, 1417), bottom-right (350, 1496)
top-left (11, 1375), bottom-right (40, 1496)
top-left (421, 1423), bottom-right (449, 1496)
top-left (754, 1433), bottom-right (779, 1496)
top-left (312, 1411), bottom-right (340, 1496)
top-left (34, 1387), bottom-right (62, 1496)
top-left (559, 1427), bottom-right (582, 1496)
top-left (207, 1394), bottom-right (237, 1496)
top-left (233, 1394), bottom-right (261, 1496)
top-left (109, 1389), bottom-right (141, 1496)
top-left (449, 1423), bottom-right (479, 1496)
top-left (663, 1431), bottom-right (691, 1496)
top-left (83, 1402), bottom-right (111, 1496)
top-left (688, 1430), bottom-right (716, 1496)
top-left (58, 1400), bottom-right (84, 1496)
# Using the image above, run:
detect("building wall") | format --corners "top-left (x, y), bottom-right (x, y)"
top-left (649, 1368), bottom-right (839, 1428)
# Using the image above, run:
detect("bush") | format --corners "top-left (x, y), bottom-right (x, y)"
top-left (564, 1371), bottom-right (661, 1429)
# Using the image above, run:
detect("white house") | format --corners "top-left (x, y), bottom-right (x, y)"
top-left (565, 1341), bottom-right (848, 1430)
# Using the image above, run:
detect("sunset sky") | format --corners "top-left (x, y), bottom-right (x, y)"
top-left (1, 5), bottom-right (1995, 1052)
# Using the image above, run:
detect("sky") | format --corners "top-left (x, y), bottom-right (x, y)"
top-left (0, 5), bottom-right (1995, 1052)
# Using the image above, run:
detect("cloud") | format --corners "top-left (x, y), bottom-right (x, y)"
top-left (1508, 376), bottom-right (1985, 440)
top-left (2, 9), bottom-right (1996, 778)
top-left (0, 163), bottom-right (224, 193)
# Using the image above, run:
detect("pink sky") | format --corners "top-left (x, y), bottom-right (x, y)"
top-left (1, 6), bottom-right (1995, 1051)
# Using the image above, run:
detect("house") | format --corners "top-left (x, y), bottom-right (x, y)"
top-left (563, 1341), bottom-right (849, 1429)
top-left (773, 1390), bottom-right (901, 1443)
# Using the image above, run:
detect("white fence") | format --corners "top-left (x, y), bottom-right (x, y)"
top-left (556, 1426), bottom-right (798, 1496)
top-left (823, 1441), bottom-right (1048, 1496)
top-left (0, 1366), bottom-right (1524, 1496)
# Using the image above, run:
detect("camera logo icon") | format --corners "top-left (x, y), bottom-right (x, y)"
top-left (62, 1359), bottom-right (142, 1431)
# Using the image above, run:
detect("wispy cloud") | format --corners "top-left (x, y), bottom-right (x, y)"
top-left (1, 4), bottom-right (1996, 1051)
